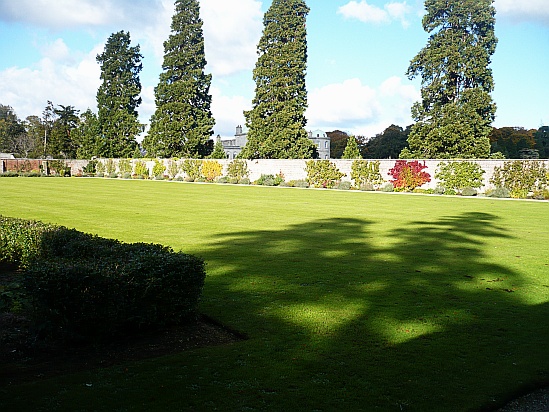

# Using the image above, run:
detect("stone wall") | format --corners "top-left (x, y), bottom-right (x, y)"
top-left (3, 158), bottom-right (548, 192)
top-left (93, 158), bottom-right (549, 191)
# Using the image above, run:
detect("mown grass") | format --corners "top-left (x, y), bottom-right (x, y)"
top-left (0, 177), bottom-right (548, 411)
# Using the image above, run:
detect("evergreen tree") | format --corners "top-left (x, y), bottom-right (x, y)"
top-left (342, 136), bottom-right (361, 159)
top-left (404, 0), bottom-right (497, 159)
top-left (143, 0), bottom-right (215, 158)
top-left (73, 109), bottom-right (101, 159)
top-left (534, 126), bottom-right (549, 158)
top-left (23, 115), bottom-right (46, 158)
top-left (241, 0), bottom-right (316, 159)
top-left (49, 105), bottom-right (79, 158)
top-left (209, 136), bottom-right (227, 159)
top-left (0, 104), bottom-right (25, 153)
top-left (96, 31), bottom-right (143, 158)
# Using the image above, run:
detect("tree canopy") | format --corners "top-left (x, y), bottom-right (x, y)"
top-left (241, 0), bottom-right (317, 159)
top-left (364, 125), bottom-right (411, 159)
top-left (403, 0), bottom-right (497, 159)
top-left (96, 31), bottom-right (143, 158)
top-left (143, 0), bottom-right (215, 158)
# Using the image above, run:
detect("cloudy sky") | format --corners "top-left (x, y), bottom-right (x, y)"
top-left (0, 0), bottom-right (547, 139)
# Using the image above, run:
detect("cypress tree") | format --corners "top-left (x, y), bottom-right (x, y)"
top-left (96, 31), bottom-right (143, 158)
top-left (342, 136), bottom-right (362, 159)
top-left (403, 0), bottom-right (497, 159)
top-left (241, 0), bottom-right (317, 159)
top-left (143, 0), bottom-right (215, 159)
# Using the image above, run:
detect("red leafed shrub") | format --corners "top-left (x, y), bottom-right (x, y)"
top-left (388, 160), bottom-right (431, 191)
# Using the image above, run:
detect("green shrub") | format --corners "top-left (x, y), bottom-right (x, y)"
top-left (24, 241), bottom-right (205, 340)
top-left (256, 174), bottom-right (275, 186)
top-left (413, 188), bottom-right (435, 194)
top-left (118, 159), bottom-right (132, 175)
top-left (286, 179), bottom-right (309, 188)
top-left (20, 172), bottom-right (42, 178)
top-left (360, 183), bottom-right (375, 191)
top-left (96, 161), bottom-right (105, 175)
top-left (217, 176), bottom-right (230, 184)
top-left (122, 172), bottom-right (132, 179)
top-left (256, 173), bottom-right (284, 186)
top-left (166, 159), bottom-right (180, 179)
top-left (134, 160), bottom-right (149, 178)
top-left (0, 172), bottom-right (19, 177)
top-left (305, 160), bottom-right (345, 189)
top-left (239, 178), bottom-right (251, 185)
top-left (182, 159), bottom-right (202, 181)
top-left (435, 161), bottom-right (485, 194)
top-left (48, 160), bottom-right (70, 177)
top-left (337, 181), bottom-right (352, 190)
top-left (434, 185), bottom-right (446, 195)
top-left (444, 188), bottom-right (457, 196)
top-left (227, 159), bottom-right (249, 182)
top-left (105, 158), bottom-right (116, 175)
top-left (486, 187), bottom-right (511, 198)
top-left (0, 216), bottom-right (206, 341)
top-left (490, 161), bottom-right (548, 199)
top-left (152, 159), bottom-right (166, 179)
top-left (382, 183), bottom-right (394, 192)
top-left (351, 160), bottom-right (383, 189)
top-left (83, 160), bottom-right (97, 175)
top-left (461, 187), bottom-right (478, 196)
top-left (0, 216), bottom-right (54, 267)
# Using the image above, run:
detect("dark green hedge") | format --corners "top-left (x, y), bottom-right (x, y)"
top-left (0, 216), bottom-right (206, 340)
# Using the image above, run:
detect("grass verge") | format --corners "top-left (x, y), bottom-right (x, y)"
top-left (0, 178), bottom-right (548, 411)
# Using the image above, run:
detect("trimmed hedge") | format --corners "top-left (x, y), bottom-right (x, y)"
top-left (0, 216), bottom-right (206, 340)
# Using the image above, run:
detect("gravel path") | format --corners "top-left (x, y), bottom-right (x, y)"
top-left (497, 387), bottom-right (549, 412)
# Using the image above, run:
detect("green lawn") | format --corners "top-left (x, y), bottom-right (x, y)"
top-left (1, 178), bottom-right (548, 411)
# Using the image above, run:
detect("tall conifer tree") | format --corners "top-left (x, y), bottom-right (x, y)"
top-left (403, 0), bottom-right (497, 159)
top-left (96, 31), bottom-right (143, 158)
top-left (143, 0), bottom-right (215, 158)
top-left (241, 0), bottom-right (317, 159)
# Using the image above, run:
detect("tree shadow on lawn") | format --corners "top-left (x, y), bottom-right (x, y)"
top-left (198, 212), bottom-right (549, 411)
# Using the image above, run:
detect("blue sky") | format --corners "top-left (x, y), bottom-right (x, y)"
top-left (0, 0), bottom-right (547, 139)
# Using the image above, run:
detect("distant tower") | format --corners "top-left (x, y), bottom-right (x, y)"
top-left (236, 125), bottom-right (243, 135)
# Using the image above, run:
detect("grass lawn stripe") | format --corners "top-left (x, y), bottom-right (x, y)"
top-left (0, 177), bottom-right (548, 411)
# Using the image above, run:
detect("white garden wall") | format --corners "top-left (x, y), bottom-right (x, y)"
top-left (79, 158), bottom-right (549, 192)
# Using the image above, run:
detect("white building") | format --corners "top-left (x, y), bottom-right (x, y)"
top-left (221, 126), bottom-right (330, 159)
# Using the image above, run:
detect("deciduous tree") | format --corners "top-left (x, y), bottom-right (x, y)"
top-left (241, 0), bottom-right (316, 159)
top-left (404, 0), bottom-right (497, 159)
top-left (143, 0), bottom-right (215, 158)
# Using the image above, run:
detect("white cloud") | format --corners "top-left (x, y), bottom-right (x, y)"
top-left (338, 1), bottom-right (412, 28)
top-left (0, 46), bottom-right (101, 120)
top-left (306, 77), bottom-right (419, 137)
top-left (40, 39), bottom-right (70, 62)
top-left (201, 0), bottom-right (263, 77)
top-left (0, 0), bottom-right (114, 28)
top-left (210, 87), bottom-right (251, 138)
top-left (495, 0), bottom-right (549, 25)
